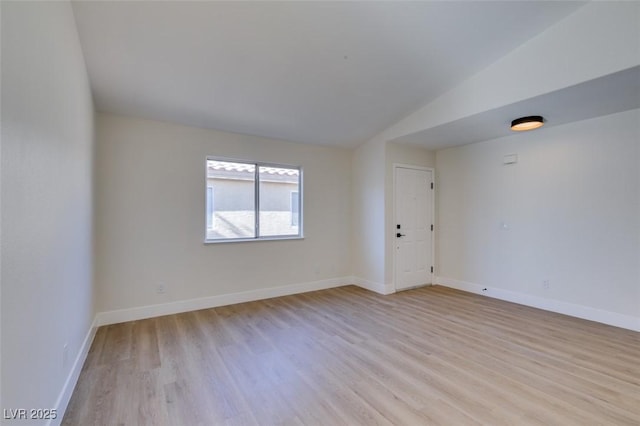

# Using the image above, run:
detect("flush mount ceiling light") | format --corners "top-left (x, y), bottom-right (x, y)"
top-left (511, 115), bottom-right (544, 131)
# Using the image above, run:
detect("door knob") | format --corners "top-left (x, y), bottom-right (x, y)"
top-left (396, 233), bottom-right (405, 238)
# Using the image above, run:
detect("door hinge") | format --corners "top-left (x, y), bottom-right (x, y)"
top-left (431, 266), bottom-right (434, 273)
top-left (430, 182), bottom-right (434, 190)
top-left (430, 224), bottom-right (434, 231)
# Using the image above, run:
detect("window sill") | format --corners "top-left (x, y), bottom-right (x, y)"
top-left (204, 235), bottom-right (304, 245)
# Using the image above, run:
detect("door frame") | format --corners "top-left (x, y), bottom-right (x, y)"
top-left (392, 163), bottom-right (435, 292)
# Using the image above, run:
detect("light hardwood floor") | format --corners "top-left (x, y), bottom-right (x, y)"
top-left (63, 285), bottom-right (640, 425)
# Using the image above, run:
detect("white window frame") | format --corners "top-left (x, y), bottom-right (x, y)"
top-left (290, 190), bottom-right (299, 226)
top-left (205, 156), bottom-right (304, 243)
top-left (206, 186), bottom-right (214, 229)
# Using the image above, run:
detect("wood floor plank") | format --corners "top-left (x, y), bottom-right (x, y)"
top-left (62, 285), bottom-right (640, 425)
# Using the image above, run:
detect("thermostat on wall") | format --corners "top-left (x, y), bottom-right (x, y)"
top-left (503, 154), bottom-right (518, 165)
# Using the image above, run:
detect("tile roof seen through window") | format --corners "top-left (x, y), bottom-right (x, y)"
top-left (207, 160), bottom-right (299, 183)
top-left (208, 161), bottom-right (298, 176)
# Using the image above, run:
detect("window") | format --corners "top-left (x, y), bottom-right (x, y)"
top-left (205, 158), bottom-right (302, 242)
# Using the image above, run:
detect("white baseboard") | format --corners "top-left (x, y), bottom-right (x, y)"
top-left (435, 276), bottom-right (640, 332)
top-left (94, 277), bottom-right (350, 326)
top-left (48, 319), bottom-right (98, 426)
top-left (351, 276), bottom-right (395, 295)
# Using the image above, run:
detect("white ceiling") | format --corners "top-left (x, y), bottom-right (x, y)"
top-left (392, 66), bottom-right (640, 150)
top-left (72, 1), bottom-right (584, 148)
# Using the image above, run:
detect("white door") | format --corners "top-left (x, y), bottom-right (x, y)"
top-left (394, 167), bottom-right (433, 291)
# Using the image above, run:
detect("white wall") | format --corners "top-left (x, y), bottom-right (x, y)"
top-left (436, 110), bottom-right (640, 327)
top-left (1, 1), bottom-right (95, 423)
top-left (351, 139), bottom-right (386, 289)
top-left (95, 113), bottom-right (352, 314)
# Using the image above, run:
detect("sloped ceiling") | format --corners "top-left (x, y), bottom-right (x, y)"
top-left (71, 1), bottom-right (585, 147)
top-left (392, 66), bottom-right (640, 150)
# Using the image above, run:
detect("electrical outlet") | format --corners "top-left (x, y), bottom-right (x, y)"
top-left (542, 279), bottom-right (550, 290)
top-left (156, 282), bottom-right (167, 294)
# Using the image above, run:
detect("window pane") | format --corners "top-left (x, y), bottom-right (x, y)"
top-left (259, 166), bottom-right (300, 237)
top-left (206, 160), bottom-right (255, 239)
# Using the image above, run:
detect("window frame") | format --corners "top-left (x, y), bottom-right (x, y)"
top-left (206, 186), bottom-right (214, 230)
top-left (290, 190), bottom-right (299, 227)
top-left (204, 156), bottom-right (304, 243)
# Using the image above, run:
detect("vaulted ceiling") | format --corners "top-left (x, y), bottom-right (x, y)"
top-left (72, 1), bottom-right (636, 149)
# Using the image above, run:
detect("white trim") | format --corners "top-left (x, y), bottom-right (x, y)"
top-left (436, 276), bottom-right (640, 332)
top-left (48, 319), bottom-right (98, 426)
top-left (204, 235), bottom-right (304, 244)
top-left (392, 163), bottom-right (433, 172)
top-left (392, 164), bottom-right (436, 292)
top-left (94, 277), bottom-right (349, 326)
top-left (351, 276), bottom-right (395, 295)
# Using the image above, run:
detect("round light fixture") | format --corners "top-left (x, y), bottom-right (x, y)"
top-left (511, 116), bottom-right (544, 131)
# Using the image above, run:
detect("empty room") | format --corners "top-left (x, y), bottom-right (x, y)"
top-left (2, 1), bottom-right (639, 425)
